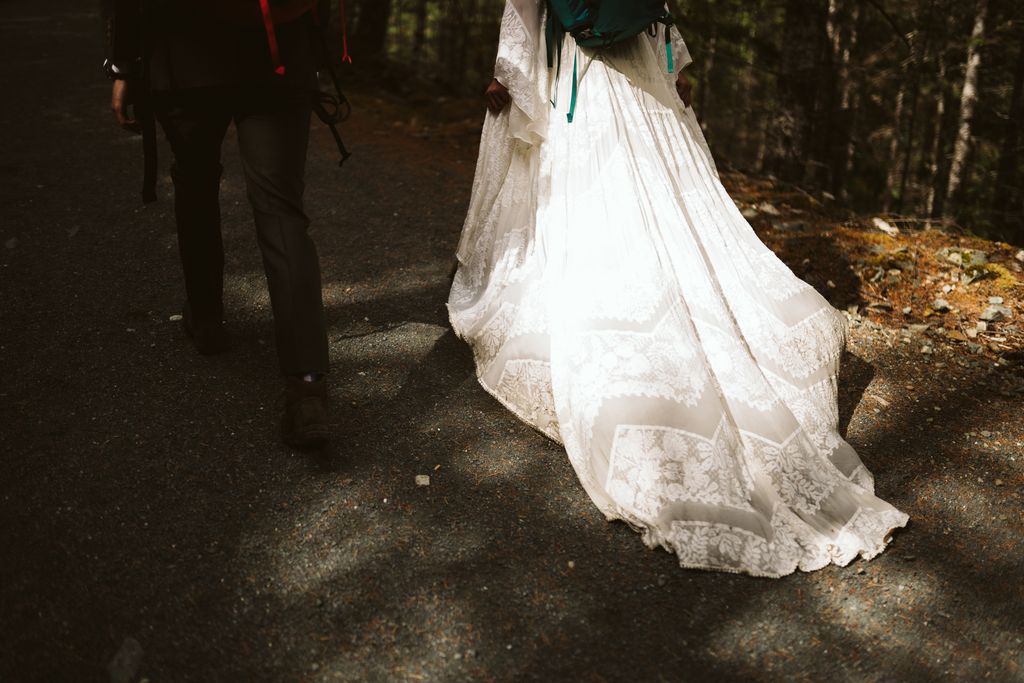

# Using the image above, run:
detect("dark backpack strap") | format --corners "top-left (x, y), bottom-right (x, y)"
top-left (314, 98), bottom-right (353, 167)
top-left (309, 7), bottom-right (353, 167)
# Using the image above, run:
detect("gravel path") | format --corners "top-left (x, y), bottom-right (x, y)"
top-left (1, 2), bottom-right (1022, 681)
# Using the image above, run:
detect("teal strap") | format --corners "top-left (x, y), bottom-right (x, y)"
top-left (665, 25), bottom-right (674, 73)
top-left (566, 49), bottom-right (578, 123)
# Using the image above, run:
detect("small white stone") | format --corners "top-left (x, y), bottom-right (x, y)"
top-left (980, 305), bottom-right (1013, 323)
top-left (415, 475), bottom-right (430, 486)
top-left (872, 217), bottom-right (899, 235)
top-left (108, 637), bottom-right (144, 683)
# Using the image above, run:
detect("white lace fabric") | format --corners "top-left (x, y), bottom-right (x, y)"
top-left (449, 0), bottom-right (908, 578)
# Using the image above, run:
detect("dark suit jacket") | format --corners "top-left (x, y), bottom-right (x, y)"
top-left (102, 0), bottom-right (319, 91)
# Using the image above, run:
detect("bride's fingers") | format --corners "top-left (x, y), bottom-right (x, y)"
top-left (486, 92), bottom-right (510, 113)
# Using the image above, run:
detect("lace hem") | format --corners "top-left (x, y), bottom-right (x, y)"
top-left (630, 502), bottom-right (908, 579)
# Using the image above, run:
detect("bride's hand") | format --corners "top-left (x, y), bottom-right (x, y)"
top-left (676, 72), bottom-right (693, 108)
top-left (485, 79), bottom-right (511, 113)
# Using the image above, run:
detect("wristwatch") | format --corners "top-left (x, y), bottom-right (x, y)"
top-left (103, 58), bottom-right (140, 81)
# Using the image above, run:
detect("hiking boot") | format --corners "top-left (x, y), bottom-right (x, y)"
top-left (181, 306), bottom-right (238, 356)
top-left (281, 376), bottom-right (330, 449)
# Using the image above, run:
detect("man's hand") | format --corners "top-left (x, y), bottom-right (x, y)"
top-left (675, 71), bottom-right (693, 108)
top-left (111, 80), bottom-right (140, 132)
top-left (485, 78), bottom-right (511, 114)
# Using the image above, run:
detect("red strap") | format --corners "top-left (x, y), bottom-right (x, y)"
top-left (259, 0), bottom-right (286, 75)
top-left (339, 0), bottom-right (352, 63)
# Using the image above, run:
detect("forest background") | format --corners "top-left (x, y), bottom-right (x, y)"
top-left (318, 0), bottom-right (1024, 246)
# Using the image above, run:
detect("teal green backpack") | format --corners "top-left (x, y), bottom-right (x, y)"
top-left (545, 0), bottom-right (676, 122)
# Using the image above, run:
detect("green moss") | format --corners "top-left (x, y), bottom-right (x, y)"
top-left (979, 263), bottom-right (1021, 290)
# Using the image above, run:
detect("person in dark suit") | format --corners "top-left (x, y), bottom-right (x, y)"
top-left (103, 0), bottom-right (331, 448)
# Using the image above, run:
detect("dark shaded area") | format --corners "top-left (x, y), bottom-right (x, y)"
top-left (0, 2), bottom-right (1022, 682)
top-left (774, 232), bottom-right (865, 312)
top-left (837, 351), bottom-right (875, 439)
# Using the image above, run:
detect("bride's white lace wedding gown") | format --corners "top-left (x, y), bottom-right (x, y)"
top-left (448, 0), bottom-right (907, 577)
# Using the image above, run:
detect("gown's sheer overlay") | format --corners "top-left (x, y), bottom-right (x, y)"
top-left (449, 0), bottom-right (908, 577)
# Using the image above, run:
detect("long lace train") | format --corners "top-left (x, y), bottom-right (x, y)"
top-left (448, 0), bottom-right (907, 577)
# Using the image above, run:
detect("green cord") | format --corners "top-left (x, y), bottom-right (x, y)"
top-left (567, 50), bottom-right (578, 123)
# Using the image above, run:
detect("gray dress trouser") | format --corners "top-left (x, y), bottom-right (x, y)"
top-left (153, 84), bottom-right (329, 376)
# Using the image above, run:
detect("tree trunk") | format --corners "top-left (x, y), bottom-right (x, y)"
top-left (896, 33), bottom-right (923, 213)
top-left (453, 0), bottom-right (471, 79)
top-left (992, 29), bottom-right (1024, 243)
top-left (696, 33), bottom-right (716, 124)
top-left (925, 51), bottom-right (947, 221)
top-left (882, 81), bottom-right (906, 213)
top-left (881, 10), bottom-right (918, 215)
top-left (413, 0), bottom-right (428, 55)
top-left (944, 0), bottom-right (988, 218)
top-left (827, 0), bottom-right (859, 198)
top-left (838, 3), bottom-right (861, 200)
top-left (771, 0), bottom-right (827, 183)
top-left (352, 0), bottom-right (392, 60)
